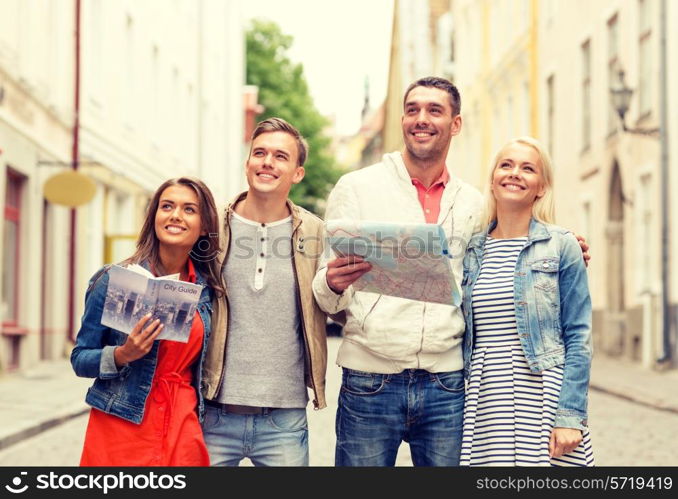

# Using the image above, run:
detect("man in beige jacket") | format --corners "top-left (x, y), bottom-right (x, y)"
top-left (202, 117), bottom-right (327, 466)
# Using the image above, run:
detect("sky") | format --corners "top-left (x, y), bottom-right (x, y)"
top-left (243, 0), bottom-right (394, 136)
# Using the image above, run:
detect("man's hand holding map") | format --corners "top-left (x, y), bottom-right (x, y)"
top-left (326, 219), bottom-right (461, 306)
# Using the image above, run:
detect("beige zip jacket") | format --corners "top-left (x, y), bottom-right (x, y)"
top-left (312, 152), bottom-right (483, 374)
top-left (202, 192), bottom-right (328, 409)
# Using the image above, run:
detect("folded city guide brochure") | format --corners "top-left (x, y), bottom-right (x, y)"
top-left (325, 220), bottom-right (460, 306)
top-left (101, 264), bottom-right (203, 343)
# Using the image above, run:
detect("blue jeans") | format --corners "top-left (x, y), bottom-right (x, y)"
top-left (202, 405), bottom-right (309, 466)
top-left (335, 368), bottom-right (464, 466)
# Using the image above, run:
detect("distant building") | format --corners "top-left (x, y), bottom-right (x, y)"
top-left (382, 0), bottom-right (453, 154)
top-left (333, 78), bottom-right (386, 171)
top-left (359, 104), bottom-right (386, 167)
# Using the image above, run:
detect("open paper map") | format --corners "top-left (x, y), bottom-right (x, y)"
top-left (326, 220), bottom-right (460, 305)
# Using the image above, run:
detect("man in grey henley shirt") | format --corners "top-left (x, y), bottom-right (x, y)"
top-left (202, 117), bottom-right (327, 467)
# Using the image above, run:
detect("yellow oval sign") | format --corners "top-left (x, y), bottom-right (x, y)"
top-left (43, 170), bottom-right (97, 207)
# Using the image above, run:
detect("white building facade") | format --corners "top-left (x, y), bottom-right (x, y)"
top-left (0, 0), bottom-right (245, 371)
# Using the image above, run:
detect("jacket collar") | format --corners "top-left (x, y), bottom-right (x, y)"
top-left (469, 217), bottom-right (551, 251)
top-left (526, 218), bottom-right (552, 243)
top-left (225, 191), bottom-right (303, 233)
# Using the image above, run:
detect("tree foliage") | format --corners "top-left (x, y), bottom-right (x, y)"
top-left (246, 19), bottom-right (342, 214)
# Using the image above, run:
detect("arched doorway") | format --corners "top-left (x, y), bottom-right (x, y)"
top-left (605, 161), bottom-right (626, 355)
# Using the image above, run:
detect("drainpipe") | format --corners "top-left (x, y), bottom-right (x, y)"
top-left (68, 0), bottom-right (81, 343)
top-left (658, 0), bottom-right (671, 364)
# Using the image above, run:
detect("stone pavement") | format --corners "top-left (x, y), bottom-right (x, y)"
top-left (588, 354), bottom-right (678, 415)
top-left (1, 337), bottom-right (677, 455)
top-left (0, 358), bottom-right (91, 450)
top-left (307, 340), bottom-right (411, 465)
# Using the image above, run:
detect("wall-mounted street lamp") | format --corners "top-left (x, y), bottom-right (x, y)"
top-left (610, 69), bottom-right (659, 136)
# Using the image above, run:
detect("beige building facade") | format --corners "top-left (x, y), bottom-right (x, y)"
top-left (538, 0), bottom-right (676, 368)
top-left (450, 0), bottom-right (677, 368)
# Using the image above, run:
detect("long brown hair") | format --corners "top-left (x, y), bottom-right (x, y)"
top-left (124, 177), bottom-right (224, 297)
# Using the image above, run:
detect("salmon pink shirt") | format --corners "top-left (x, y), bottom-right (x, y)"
top-left (411, 167), bottom-right (449, 223)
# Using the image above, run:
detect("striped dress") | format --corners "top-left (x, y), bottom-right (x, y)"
top-left (460, 236), bottom-right (594, 466)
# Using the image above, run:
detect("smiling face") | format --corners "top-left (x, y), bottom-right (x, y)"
top-left (154, 185), bottom-right (203, 252)
top-left (491, 142), bottom-right (546, 210)
top-left (401, 86), bottom-right (461, 164)
top-left (245, 131), bottom-right (305, 198)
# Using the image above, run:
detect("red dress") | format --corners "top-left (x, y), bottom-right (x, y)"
top-left (80, 263), bottom-right (210, 466)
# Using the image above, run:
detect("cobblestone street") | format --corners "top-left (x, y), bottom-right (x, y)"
top-left (0, 337), bottom-right (676, 466)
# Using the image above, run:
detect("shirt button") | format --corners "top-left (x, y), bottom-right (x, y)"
top-left (258, 268), bottom-right (262, 273)
top-left (425, 209), bottom-right (430, 213)
top-left (543, 262), bottom-right (549, 268)
top-left (260, 253), bottom-right (264, 258)
top-left (261, 223), bottom-right (266, 227)
top-left (260, 238), bottom-right (265, 242)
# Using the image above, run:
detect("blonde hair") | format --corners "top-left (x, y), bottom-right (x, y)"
top-left (483, 136), bottom-right (555, 227)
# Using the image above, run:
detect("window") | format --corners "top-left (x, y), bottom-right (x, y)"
top-left (124, 14), bottom-right (136, 129)
top-left (0, 0), bottom-right (19, 62)
top-left (607, 14), bottom-right (619, 134)
top-left (522, 81), bottom-right (529, 136)
top-left (492, 107), bottom-right (501, 155)
top-left (151, 45), bottom-right (160, 142)
top-left (506, 94), bottom-right (513, 139)
top-left (581, 40), bottom-right (591, 152)
top-left (89, 0), bottom-right (103, 105)
top-left (582, 201), bottom-right (592, 243)
top-left (582, 200), bottom-right (593, 290)
top-left (638, 0), bottom-right (652, 116)
top-left (171, 67), bottom-right (180, 158)
top-left (638, 174), bottom-right (652, 291)
top-left (104, 191), bottom-right (136, 263)
top-left (546, 75), bottom-right (555, 156)
top-left (490, 3), bottom-right (499, 65)
top-left (2, 170), bottom-right (24, 325)
top-left (545, 0), bottom-right (557, 27)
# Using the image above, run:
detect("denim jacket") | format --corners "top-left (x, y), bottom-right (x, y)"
top-left (461, 218), bottom-right (592, 430)
top-left (70, 260), bottom-right (213, 424)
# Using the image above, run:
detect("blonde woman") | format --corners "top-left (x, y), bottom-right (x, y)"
top-left (460, 137), bottom-right (594, 466)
